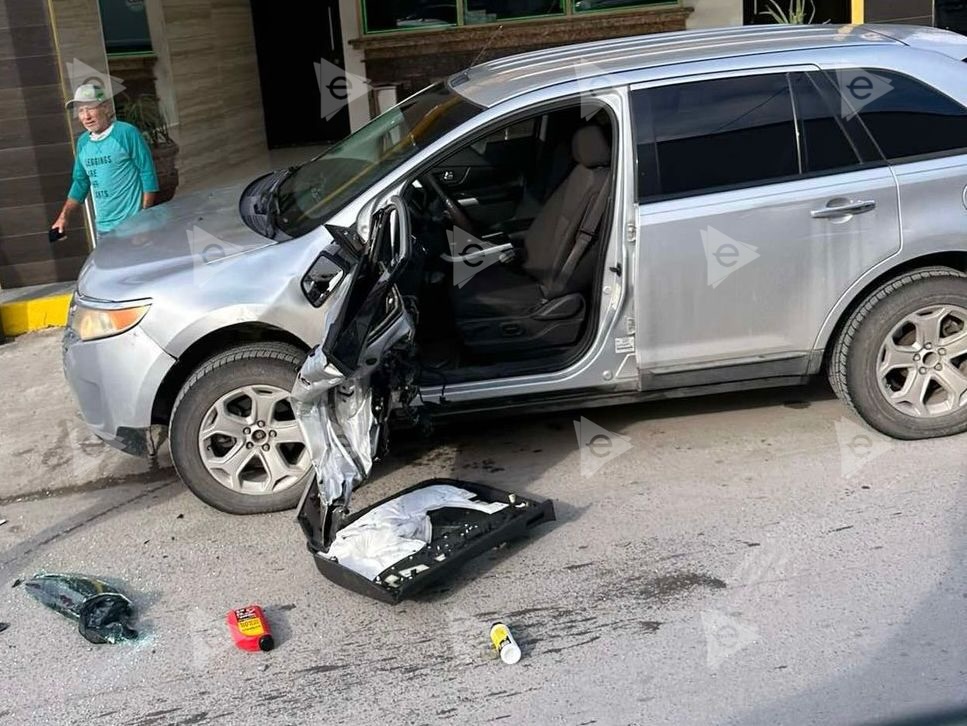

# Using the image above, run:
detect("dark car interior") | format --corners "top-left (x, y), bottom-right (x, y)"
top-left (398, 104), bottom-right (617, 385)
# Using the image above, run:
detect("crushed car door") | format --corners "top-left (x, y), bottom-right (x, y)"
top-left (292, 196), bottom-right (417, 546)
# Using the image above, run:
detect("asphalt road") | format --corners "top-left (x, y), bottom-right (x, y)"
top-left (1, 331), bottom-right (965, 725)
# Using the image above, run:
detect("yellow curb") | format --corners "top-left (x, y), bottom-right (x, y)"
top-left (0, 293), bottom-right (73, 336)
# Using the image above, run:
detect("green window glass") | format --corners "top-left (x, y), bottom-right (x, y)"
top-left (363, 1), bottom-right (458, 32)
top-left (574, 0), bottom-right (668, 11)
top-left (464, 0), bottom-right (564, 23)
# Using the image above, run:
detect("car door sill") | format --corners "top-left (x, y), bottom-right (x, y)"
top-left (422, 375), bottom-right (809, 423)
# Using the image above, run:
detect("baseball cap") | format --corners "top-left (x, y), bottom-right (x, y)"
top-left (65, 83), bottom-right (108, 109)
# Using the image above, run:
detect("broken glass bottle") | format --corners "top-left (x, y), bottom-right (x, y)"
top-left (24, 573), bottom-right (138, 644)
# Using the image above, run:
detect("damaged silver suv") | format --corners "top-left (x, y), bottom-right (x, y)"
top-left (64, 25), bottom-right (967, 514)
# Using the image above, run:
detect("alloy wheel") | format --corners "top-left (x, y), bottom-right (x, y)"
top-left (877, 304), bottom-right (967, 418)
top-left (197, 384), bottom-right (310, 494)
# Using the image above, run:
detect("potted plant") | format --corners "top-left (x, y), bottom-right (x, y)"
top-left (119, 94), bottom-right (180, 204)
top-left (759, 0), bottom-right (819, 23)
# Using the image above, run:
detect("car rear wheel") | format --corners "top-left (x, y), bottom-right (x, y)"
top-left (829, 267), bottom-right (967, 440)
top-left (170, 342), bottom-right (313, 514)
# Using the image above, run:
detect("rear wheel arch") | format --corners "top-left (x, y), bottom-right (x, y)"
top-left (152, 323), bottom-right (310, 426)
top-left (820, 251), bottom-right (967, 373)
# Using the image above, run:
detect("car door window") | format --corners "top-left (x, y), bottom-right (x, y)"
top-left (834, 69), bottom-right (967, 162)
top-left (470, 117), bottom-right (539, 156)
top-left (633, 73), bottom-right (800, 201)
top-left (790, 72), bottom-right (866, 174)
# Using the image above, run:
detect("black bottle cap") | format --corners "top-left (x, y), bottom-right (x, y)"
top-left (258, 634), bottom-right (275, 652)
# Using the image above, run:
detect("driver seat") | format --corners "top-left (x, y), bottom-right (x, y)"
top-left (450, 125), bottom-right (612, 355)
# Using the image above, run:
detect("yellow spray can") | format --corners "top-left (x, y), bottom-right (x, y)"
top-left (490, 622), bottom-right (521, 664)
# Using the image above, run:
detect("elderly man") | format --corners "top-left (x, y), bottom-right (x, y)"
top-left (51, 83), bottom-right (159, 236)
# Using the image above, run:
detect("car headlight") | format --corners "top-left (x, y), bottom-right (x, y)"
top-left (70, 299), bottom-right (151, 341)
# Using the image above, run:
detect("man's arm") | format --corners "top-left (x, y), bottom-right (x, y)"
top-left (52, 139), bottom-right (90, 232)
top-left (52, 199), bottom-right (83, 234)
top-left (127, 125), bottom-right (159, 203)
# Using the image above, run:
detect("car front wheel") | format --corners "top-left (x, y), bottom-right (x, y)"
top-left (829, 267), bottom-right (967, 440)
top-left (170, 342), bottom-right (314, 513)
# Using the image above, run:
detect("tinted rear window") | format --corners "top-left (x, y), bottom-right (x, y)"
top-left (835, 69), bottom-right (967, 161)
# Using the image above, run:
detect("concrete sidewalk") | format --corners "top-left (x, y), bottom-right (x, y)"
top-left (0, 330), bottom-right (172, 503)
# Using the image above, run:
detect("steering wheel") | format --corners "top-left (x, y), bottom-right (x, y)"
top-left (420, 173), bottom-right (479, 236)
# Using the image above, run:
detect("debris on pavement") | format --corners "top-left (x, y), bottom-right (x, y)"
top-left (324, 483), bottom-right (511, 580)
top-left (490, 622), bottom-right (521, 665)
top-left (0, 622), bottom-right (9, 634)
top-left (227, 605), bottom-right (274, 652)
top-left (0, 518), bottom-right (7, 527)
top-left (298, 478), bottom-right (556, 603)
top-left (24, 573), bottom-right (139, 644)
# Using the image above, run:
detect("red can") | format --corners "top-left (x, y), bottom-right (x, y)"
top-left (226, 605), bottom-right (275, 652)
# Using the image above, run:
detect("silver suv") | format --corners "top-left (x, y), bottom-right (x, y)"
top-left (64, 24), bottom-right (967, 514)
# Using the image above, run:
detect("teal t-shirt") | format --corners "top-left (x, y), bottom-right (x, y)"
top-left (68, 121), bottom-right (160, 233)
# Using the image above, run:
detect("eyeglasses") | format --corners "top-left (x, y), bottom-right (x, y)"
top-left (74, 103), bottom-right (106, 116)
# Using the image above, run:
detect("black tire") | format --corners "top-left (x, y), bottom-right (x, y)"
top-left (170, 342), bottom-right (311, 514)
top-left (828, 266), bottom-right (967, 440)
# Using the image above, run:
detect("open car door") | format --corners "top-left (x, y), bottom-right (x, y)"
top-left (293, 196), bottom-right (418, 547)
top-left (293, 197), bottom-right (556, 604)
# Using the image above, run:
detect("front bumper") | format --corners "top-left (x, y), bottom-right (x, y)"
top-left (63, 324), bottom-right (176, 456)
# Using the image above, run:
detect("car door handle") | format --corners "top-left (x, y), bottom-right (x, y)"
top-left (811, 200), bottom-right (877, 219)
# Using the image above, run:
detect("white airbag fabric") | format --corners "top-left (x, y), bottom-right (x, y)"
top-left (325, 484), bottom-right (508, 580)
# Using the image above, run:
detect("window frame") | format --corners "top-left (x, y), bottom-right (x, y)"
top-left (630, 66), bottom-right (888, 205)
top-left (359, 0), bottom-right (677, 35)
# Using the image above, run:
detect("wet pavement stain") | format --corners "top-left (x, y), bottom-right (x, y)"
top-left (460, 459), bottom-right (505, 473)
top-left (624, 571), bottom-right (727, 603)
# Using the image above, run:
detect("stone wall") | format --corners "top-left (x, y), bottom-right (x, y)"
top-left (147, 0), bottom-right (266, 188)
top-left (0, 0), bottom-right (106, 287)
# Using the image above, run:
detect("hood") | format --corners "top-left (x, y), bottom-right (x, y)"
top-left (77, 184), bottom-right (275, 302)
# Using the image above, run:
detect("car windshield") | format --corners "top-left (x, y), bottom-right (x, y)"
top-left (274, 82), bottom-right (482, 239)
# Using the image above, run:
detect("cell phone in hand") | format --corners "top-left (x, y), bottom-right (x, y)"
top-left (48, 228), bottom-right (66, 244)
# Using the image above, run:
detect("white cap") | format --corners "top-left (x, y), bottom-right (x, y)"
top-left (66, 83), bottom-right (108, 109)
top-left (499, 642), bottom-right (521, 665)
